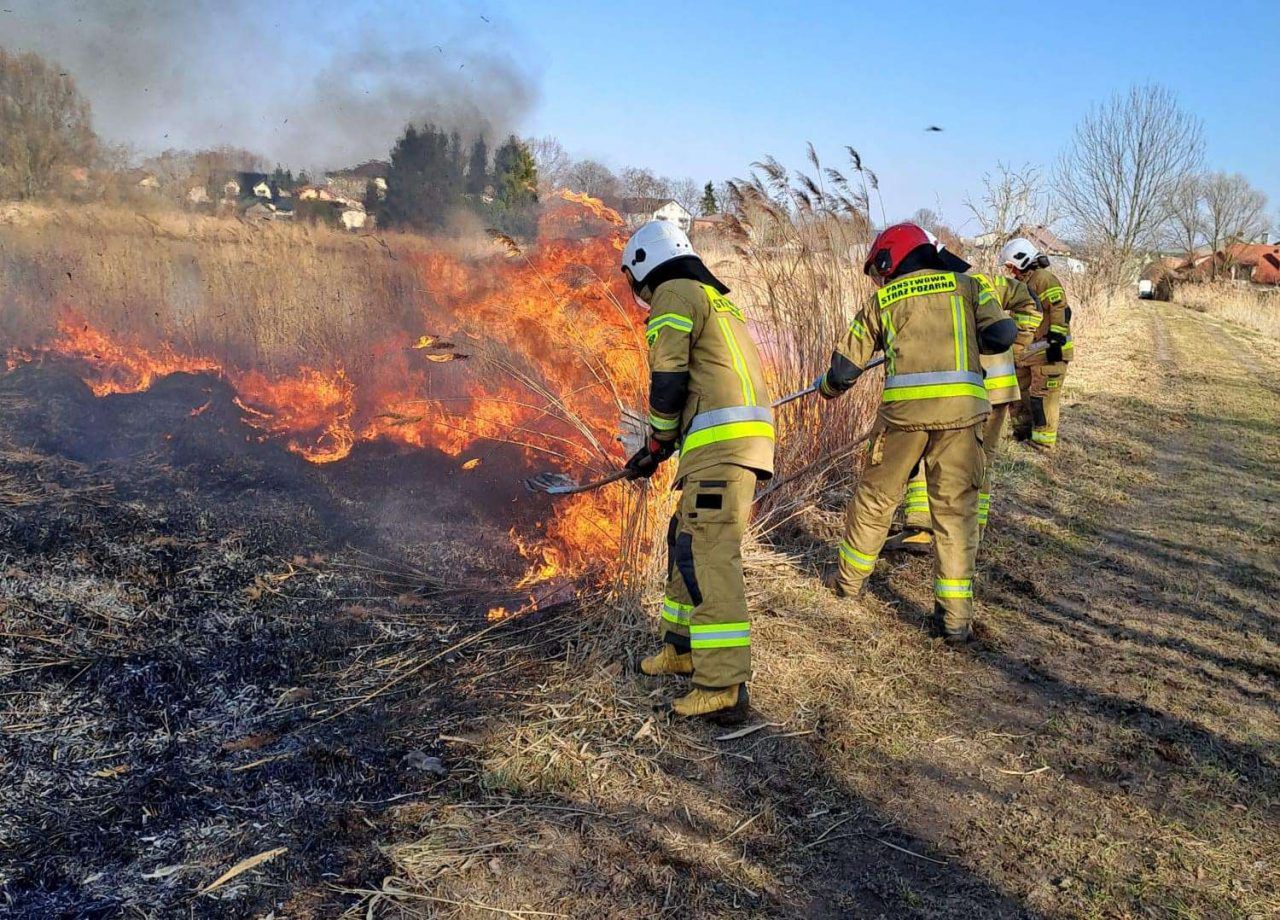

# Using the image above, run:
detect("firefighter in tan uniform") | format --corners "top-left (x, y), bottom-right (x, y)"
top-left (1001, 237), bottom-right (1073, 450)
top-left (819, 223), bottom-right (1016, 643)
top-left (620, 220), bottom-right (773, 723)
top-left (891, 265), bottom-right (1042, 549)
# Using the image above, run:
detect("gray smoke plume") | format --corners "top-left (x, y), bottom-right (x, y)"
top-left (1, 0), bottom-right (536, 168)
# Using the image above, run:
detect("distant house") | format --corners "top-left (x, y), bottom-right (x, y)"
top-left (340, 206), bottom-right (368, 231)
top-left (972, 224), bottom-right (1084, 272)
top-left (608, 197), bottom-right (693, 233)
top-left (691, 212), bottom-right (730, 235)
top-left (327, 160), bottom-right (389, 202)
top-left (1169, 243), bottom-right (1280, 286)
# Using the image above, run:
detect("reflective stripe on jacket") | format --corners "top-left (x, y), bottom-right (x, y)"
top-left (645, 278), bottom-right (775, 482)
top-left (826, 270), bottom-right (1008, 431)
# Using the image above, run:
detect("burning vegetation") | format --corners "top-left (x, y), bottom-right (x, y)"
top-left (2, 192), bottom-right (648, 588)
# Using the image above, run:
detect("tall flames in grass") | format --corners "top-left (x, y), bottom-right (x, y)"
top-left (0, 194), bottom-right (655, 598)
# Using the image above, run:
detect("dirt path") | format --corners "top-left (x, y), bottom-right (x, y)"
top-left (912, 297), bottom-right (1280, 916)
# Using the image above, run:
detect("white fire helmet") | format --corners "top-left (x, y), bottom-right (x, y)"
top-left (1000, 237), bottom-right (1041, 272)
top-left (621, 219), bottom-right (695, 286)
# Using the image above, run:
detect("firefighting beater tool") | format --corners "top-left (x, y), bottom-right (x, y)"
top-left (774, 355), bottom-right (886, 407)
top-left (525, 356), bottom-right (887, 497)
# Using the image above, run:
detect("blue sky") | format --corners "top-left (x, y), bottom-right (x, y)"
top-left (6, 0), bottom-right (1276, 233)
top-left (497, 0), bottom-right (1279, 232)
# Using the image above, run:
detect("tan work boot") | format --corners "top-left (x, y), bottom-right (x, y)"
top-left (640, 644), bottom-right (693, 676)
top-left (671, 684), bottom-right (750, 724)
top-left (884, 528), bottom-right (933, 555)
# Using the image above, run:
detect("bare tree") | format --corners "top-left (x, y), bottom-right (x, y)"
top-left (1054, 84), bottom-right (1203, 269)
top-left (0, 49), bottom-right (98, 199)
top-left (668, 176), bottom-right (701, 216)
top-left (965, 163), bottom-right (1045, 244)
top-left (1162, 173), bottom-right (1205, 258)
top-left (1202, 172), bottom-right (1269, 276)
top-left (618, 166), bottom-right (671, 200)
top-left (563, 158), bottom-right (618, 198)
top-left (524, 135), bottom-right (571, 194)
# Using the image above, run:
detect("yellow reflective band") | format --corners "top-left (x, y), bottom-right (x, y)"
top-left (680, 420), bottom-right (775, 455)
top-left (661, 597), bottom-right (694, 625)
top-left (839, 541), bottom-right (876, 573)
top-left (649, 412), bottom-right (679, 431)
top-left (882, 382), bottom-right (988, 402)
top-left (934, 578), bottom-right (973, 599)
top-left (1049, 324), bottom-right (1070, 334)
top-left (951, 295), bottom-right (969, 371)
top-left (1031, 430), bottom-right (1057, 444)
top-left (1015, 313), bottom-right (1041, 329)
top-left (881, 306), bottom-right (899, 375)
top-left (877, 272), bottom-right (957, 308)
top-left (849, 318), bottom-right (868, 341)
top-left (717, 315), bottom-right (756, 407)
top-left (1041, 286), bottom-right (1064, 303)
top-left (645, 313), bottom-right (693, 345)
top-left (984, 374), bottom-right (1018, 391)
top-left (689, 621), bottom-right (750, 649)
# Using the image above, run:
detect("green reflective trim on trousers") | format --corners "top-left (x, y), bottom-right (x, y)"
top-left (661, 597), bottom-right (693, 626)
top-left (1031, 430), bottom-right (1057, 444)
top-left (680, 420), bottom-right (775, 455)
top-left (689, 621), bottom-right (750, 649)
top-left (882, 382), bottom-right (988, 402)
top-left (935, 578), bottom-right (973, 599)
top-left (839, 541), bottom-right (876, 573)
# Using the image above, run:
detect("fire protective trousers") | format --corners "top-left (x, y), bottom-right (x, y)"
top-left (658, 463), bottom-right (756, 688)
top-left (1028, 363), bottom-right (1066, 449)
top-left (837, 425), bottom-right (984, 634)
top-left (1016, 362), bottom-right (1066, 449)
top-left (904, 402), bottom-right (1011, 534)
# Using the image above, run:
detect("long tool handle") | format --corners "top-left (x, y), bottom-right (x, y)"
top-left (770, 355), bottom-right (886, 409)
top-left (545, 467), bottom-right (635, 496)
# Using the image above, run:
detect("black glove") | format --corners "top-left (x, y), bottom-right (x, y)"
top-left (624, 436), bottom-right (676, 479)
top-left (1045, 331), bottom-right (1066, 364)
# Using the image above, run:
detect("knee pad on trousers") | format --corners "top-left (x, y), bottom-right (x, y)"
top-left (1031, 397), bottom-right (1048, 429)
top-left (674, 532), bottom-right (703, 606)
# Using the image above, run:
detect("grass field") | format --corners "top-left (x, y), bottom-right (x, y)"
top-left (2, 205), bottom-right (1276, 917)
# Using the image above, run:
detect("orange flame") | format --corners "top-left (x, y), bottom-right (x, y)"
top-left (10, 193), bottom-right (647, 583)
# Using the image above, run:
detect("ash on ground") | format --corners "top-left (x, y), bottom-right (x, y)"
top-left (0, 366), bottom-right (570, 918)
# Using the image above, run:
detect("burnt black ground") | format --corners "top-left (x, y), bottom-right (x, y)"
top-left (0, 365), bottom-right (563, 918)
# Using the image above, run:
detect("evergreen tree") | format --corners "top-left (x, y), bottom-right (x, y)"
top-left (493, 135), bottom-right (538, 210)
top-left (700, 181), bottom-right (718, 215)
top-left (466, 136), bottom-right (489, 196)
top-left (380, 122), bottom-right (467, 231)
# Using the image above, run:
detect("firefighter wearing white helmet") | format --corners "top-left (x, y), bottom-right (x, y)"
top-left (1001, 237), bottom-right (1074, 451)
top-left (620, 219), bottom-right (774, 724)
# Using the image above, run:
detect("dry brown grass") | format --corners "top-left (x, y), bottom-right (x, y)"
top-left (1175, 281), bottom-right (1280, 339)
top-left (0, 202), bottom-right (442, 372)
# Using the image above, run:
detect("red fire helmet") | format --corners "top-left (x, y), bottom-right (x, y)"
top-left (863, 222), bottom-right (931, 279)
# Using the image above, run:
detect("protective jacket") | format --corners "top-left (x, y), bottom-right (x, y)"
top-left (1023, 266), bottom-right (1073, 362)
top-left (820, 270), bottom-right (1011, 431)
top-left (971, 273), bottom-right (1039, 406)
top-left (644, 278), bottom-right (775, 483)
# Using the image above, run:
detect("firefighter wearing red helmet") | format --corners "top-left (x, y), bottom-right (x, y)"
top-left (817, 222), bottom-right (1017, 643)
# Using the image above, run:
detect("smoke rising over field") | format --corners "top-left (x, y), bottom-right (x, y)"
top-left (0, 0), bottom-right (536, 167)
